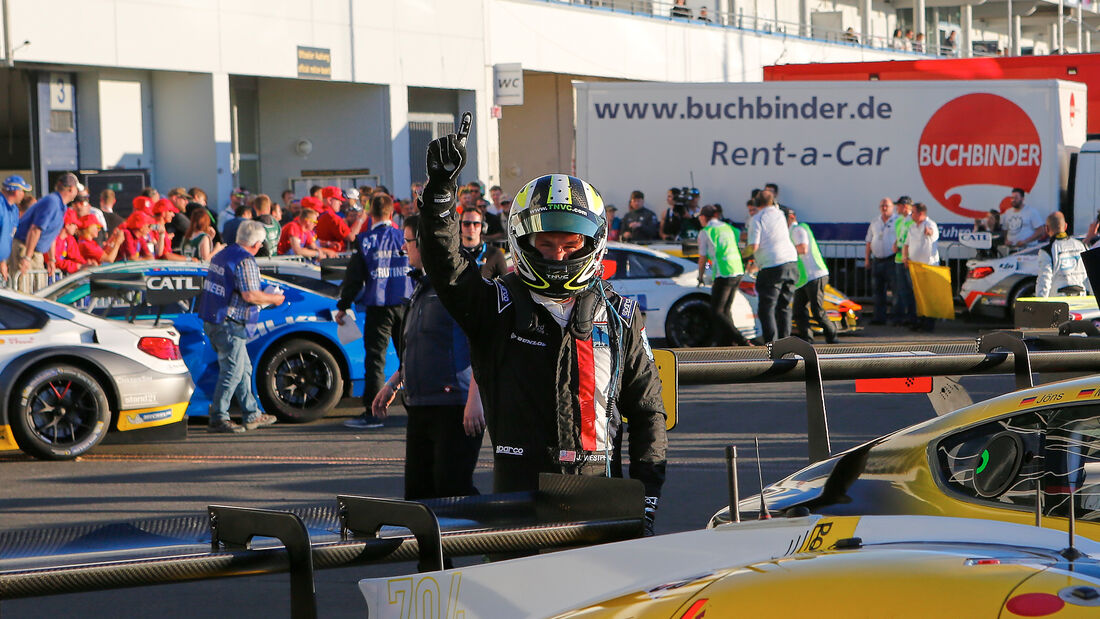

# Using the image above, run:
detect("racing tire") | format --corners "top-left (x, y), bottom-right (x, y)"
top-left (10, 365), bottom-right (111, 461)
top-left (259, 339), bottom-right (344, 423)
top-left (665, 296), bottom-right (715, 348)
top-left (1006, 278), bottom-right (1036, 321)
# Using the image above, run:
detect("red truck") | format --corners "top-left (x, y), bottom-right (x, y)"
top-left (764, 55), bottom-right (1100, 135)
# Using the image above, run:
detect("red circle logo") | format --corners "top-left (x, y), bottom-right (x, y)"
top-left (918, 93), bottom-right (1041, 219)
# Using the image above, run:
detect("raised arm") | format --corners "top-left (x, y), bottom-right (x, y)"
top-left (416, 117), bottom-right (496, 340)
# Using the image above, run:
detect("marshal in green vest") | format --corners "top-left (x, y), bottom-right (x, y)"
top-left (792, 222), bottom-right (828, 288)
top-left (894, 216), bottom-right (914, 264)
top-left (701, 222), bottom-right (744, 278)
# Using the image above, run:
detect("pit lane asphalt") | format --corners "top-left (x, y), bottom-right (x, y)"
top-left (1, 321), bottom-right (1021, 618)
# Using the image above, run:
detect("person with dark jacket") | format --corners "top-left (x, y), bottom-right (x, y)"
top-left (418, 131), bottom-right (667, 535)
top-left (372, 215), bottom-right (483, 499)
top-left (619, 190), bottom-right (660, 242)
top-left (458, 207), bottom-right (508, 278)
top-left (337, 192), bottom-right (412, 429)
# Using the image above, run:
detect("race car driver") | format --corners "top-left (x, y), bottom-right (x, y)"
top-left (417, 126), bottom-right (667, 535)
top-left (1036, 211), bottom-right (1089, 298)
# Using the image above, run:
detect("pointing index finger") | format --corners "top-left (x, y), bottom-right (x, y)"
top-left (457, 111), bottom-right (472, 147)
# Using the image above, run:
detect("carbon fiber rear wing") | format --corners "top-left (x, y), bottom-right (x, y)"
top-left (0, 474), bottom-right (644, 618)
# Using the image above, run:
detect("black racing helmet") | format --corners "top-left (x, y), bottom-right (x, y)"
top-left (506, 174), bottom-right (608, 298)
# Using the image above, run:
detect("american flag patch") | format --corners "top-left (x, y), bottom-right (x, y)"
top-left (559, 450), bottom-right (576, 463)
top-left (1020, 396), bottom-right (1037, 405)
top-left (1079, 389), bottom-right (1096, 398)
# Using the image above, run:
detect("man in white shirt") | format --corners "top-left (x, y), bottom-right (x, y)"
top-left (903, 203), bottom-right (940, 332)
top-left (864, 197), bottom-right (897, 325)
top-left (747, 193), bottom-right (799, 343)
top-left (1003, 188), bottom-right (1046, 249)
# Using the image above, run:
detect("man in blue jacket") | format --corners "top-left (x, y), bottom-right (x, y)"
top-left (11, 172), bottom-right (78, 291)
top-left (337, 192), bottom-right (412, 429)
top-left (198, 220), bottom-right (285, 433)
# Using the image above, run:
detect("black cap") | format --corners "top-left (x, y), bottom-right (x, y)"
top-left (896, 196), bottom-right (913, 205)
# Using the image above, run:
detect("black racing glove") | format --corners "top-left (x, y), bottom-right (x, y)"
top-left (422, 133), bottom-right (467, 214)
top-left (643, 496), bottom-right (658, 537)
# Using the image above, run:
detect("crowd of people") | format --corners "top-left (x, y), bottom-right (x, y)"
top-left (0, 172), bottom-right (516, 292)
top-left (865, 187), bottom-right (1090, 331)
top-left (613, 182), bottom-right (841, 345)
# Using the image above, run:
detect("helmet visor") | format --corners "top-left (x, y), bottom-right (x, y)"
top-left (511, 207), bottom-right (602, 239)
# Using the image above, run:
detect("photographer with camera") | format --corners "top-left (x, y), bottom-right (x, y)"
top-left (660, 187), bottom-right (703, 242)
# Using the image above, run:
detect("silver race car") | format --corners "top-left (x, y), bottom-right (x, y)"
top-left (0, 289), bottom-right (193, 460)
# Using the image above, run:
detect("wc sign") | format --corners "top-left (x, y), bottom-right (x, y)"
top-left (494, 63), bottom-right (524, 106)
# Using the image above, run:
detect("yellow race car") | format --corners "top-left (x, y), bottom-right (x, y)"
top-left (709, 373), bottom-right (1100, 541)
top-left (359, 514), bottom-right (1100, 617)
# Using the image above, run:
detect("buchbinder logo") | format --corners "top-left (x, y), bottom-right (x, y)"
top-left (918, 93), bottom-right (1041, 219)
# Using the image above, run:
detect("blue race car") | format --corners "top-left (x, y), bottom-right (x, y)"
top-left (39, 260), bottom-right (398, 423)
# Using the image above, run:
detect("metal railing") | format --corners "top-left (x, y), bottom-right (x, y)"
top-left (818, 240), bottom-right (976, 304)
top-left (543, 0), bottom-right (970, 57)
top-left (5, 268), bottom-right (65, 295)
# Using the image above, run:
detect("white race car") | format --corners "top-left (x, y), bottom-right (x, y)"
top-left (0, 288), bottom-right (193, 460)
top-left (959, 246), bottom-right (1042, 319)
top-left (602, 242), bottom-right (758, 346)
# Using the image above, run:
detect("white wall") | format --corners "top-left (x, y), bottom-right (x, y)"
top-left (489, 0), bottom-right (911, 83)
top-left (255, 78), bottom-right (390, 201)
top-left (151, 72), bottom-right (225, 200)
top-left (8, 0), bottom-right (486, 86)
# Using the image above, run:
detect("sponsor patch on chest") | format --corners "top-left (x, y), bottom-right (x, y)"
top-left (509, 332), bottom-right (546, 347)
top-left (496, 280), bottom-right (512, 313)
top-left (593, 322), bottom-right (610, 348)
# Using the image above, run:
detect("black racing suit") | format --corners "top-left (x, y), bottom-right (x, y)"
top-left (417, 190), bottom-right (668, 512)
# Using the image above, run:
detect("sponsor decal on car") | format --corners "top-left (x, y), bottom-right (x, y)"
top-left (117, 402), bottom-right (187, 431)
top-left (146, 275), bottom-right (202, 291)
top-left (246, 315), bottom-right (322, 340)
top-left (0, 335), bottom-right (37, 345)
top-left (126, 408), bottom-right (174, 426)
top-left (123, 393), bottom-right (159, 406)
top-left (1020, 393), bottom-right (1063, 406)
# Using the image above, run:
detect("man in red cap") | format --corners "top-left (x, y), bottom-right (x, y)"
top-left (316, 186), bottom-right (363, 253)
top-left (52, 210), bottom-right (86, 274)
